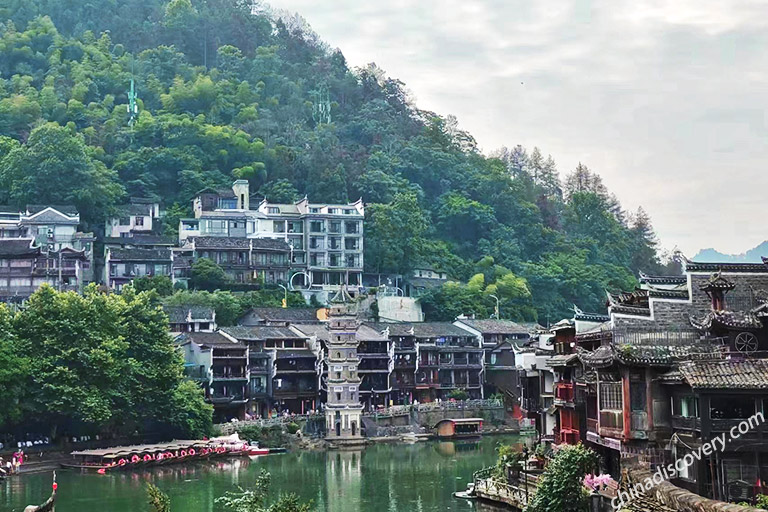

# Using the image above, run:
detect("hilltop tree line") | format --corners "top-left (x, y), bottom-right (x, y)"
top-left (0, 0), bottom-right (675, 321)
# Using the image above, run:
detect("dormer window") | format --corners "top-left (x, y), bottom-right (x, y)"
top-left (268, 207), bottom-right (279, 214)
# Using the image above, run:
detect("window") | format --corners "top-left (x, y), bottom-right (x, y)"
top-left (310, 221), bottom-right (325, 233)
top-left (328, 208), bottom-right (340, 214)
top-left (345, 221), bottom-right (359, 234)
top-left (135, 216), bottom-right (144, 226)
top-left (711, 396), bottom-right (755, 419)
top-left (268, 207), bottom-right (280, 214)
top-left (273, 221), bottom-right (286, 233)
top-left (343, 209), bottom-right (353, 215)
top-left (310, 207), bottom-right (321, 213)
top-left (674, 396), bottom-right (698, 417)
top-left (345, 238), bottom-right (358, 250)
top-left (119, 217), bottom-right (130, 226)
top-left (329, 221), bottom-right (341, 233)
top-left (599, 382), bottom-right (622, 410)
top-left (309, 237), bottom-right (324, 250)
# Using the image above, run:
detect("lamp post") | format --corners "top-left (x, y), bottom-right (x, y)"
top-left (522, 446), bottom-right (529, 503)
top-left (489, 294), bottom-right (500, 319)
top-left (278, 283), bottom-right (288, 308)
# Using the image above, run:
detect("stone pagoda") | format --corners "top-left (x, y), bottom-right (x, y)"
top-left (325, 286), bottom-right (365, 446)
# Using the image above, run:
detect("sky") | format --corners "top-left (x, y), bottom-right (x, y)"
top-left (265, 0), bottom-right (768, 257)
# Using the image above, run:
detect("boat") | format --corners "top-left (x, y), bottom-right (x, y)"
top-left (247, 442), bottom-right (270, 458)
top-left (23, 471), bottom-right (56, 512)
top-left (268, 447), bottom-right (287, 454)
top-left (453, 482), bottom-right (476, 500)
top-left (62, 440), bottom-right (233, 472)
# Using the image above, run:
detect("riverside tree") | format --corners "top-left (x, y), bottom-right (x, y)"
top-left (5, 284), bottom-right (212, 440)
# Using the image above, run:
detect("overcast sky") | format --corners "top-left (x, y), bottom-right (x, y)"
top-left (266, 0), bottom-right (768, 257)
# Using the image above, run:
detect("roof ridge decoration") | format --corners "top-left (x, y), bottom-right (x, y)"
top-left (700, 271), bottom-right (736, 293)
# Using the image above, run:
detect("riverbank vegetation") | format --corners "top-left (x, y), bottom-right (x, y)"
top-left (527, 443), bottom-right (599, 512)
top-left (0, 0), bottom-right (674, 323)
top-left (147, 470), bottom-right (313, 512)
top-left (0, 285), bottom-right (213, 441)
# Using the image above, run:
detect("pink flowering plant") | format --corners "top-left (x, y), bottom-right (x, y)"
top-left (583, 473), bottom-right (615, 492)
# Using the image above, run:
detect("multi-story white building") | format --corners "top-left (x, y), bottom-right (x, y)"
top-left (104, 198), bottom-right (160, 238)
top-left (180, 180), bottom-right (364, 302)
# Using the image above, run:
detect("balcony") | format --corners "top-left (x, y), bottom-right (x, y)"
top-left (212, 373), bottom-right (248, 381)
top-left (599, 410), bottom-right (624, 431)
top-left (559, 429), bottom-right (581, 445)
top-left (671, 415), bottom-right (700, 431)
top-left (710, 417), bottom-right (767, 434)
top-left (554, 383), bottom-right (574, 405)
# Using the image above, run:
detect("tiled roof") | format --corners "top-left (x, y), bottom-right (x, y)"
top-left (656, 368), bottom-right (684, 383)
top-left (638, 272), bottom-right (687, 286)
top-left (109, 248), bottom-right (172, 261)
top-left (178, 331), bottom-right (241, 347)
top-left (163, 305), bottom-right (215, 323)
top-left (577, 345), bottom-right (615, 368)
top-left (292, 323), bottom-right (389, 342)
top-left (0, 238), bottom-right (39, 257)
top-left (364, 322), bottom-right (415, 337)
top-left (546, 353), bottom-right (579, 367)
top-left (239, 307), bottom-right (321, 324)
top-left (115, 203), bottom-right (153, 216)
top-left (191, 237), bottom-right (290, 251)
top-left (221, 325), bottom-right (304, 340)
top-left (574, 312), bottom-right (611, 322)
top-left (679, 359), bottom-right (768, 389)
top-left (685, 261), bottom-right (768, 273)
top-left (192, 237), bottom-right (250, 249)
top-left (689, 311), bottom-right (763, 330)
top-left (410, 322), bottom-right (474, 338)
top-left (104, 235), bottom-right (177, 247)
top-left (454, 319), bottom-right (530, 335)
top-left (26, 204), bottom-right (78, 216)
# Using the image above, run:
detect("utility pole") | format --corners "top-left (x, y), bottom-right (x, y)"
top-left (489, 294), bottom-right (500, 319)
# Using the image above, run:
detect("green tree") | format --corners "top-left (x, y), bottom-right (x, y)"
top-left (216, 470), bottom-right (313, 512)
top-left (0, 304), bottom-right (28, 429)
top-left (527, 444), bottom-right (599, 512)
top-left (0, 122), bottom-right (124, 223)
top-left (147, 483), bottom-right (171, 512)
top-left (190, 257), bottom-right (229, 291)
top-left (365, 192), bottom-right (430, 275)
top-left (133, 275), bottom-right (174, 296)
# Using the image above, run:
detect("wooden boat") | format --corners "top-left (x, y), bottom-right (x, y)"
top-left (268, 447), bottom-right (287, 454)
top-left (23, 471), bottom-right (56, 512)
top-left (61, 440), bottom-right (229, 472)
top-left (247, 443), bottom-right (270, 458)
top-left (453, 482), bottom-right (476, 500)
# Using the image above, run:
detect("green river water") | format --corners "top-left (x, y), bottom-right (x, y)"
top-left (0, 435), bottom-right (523, 512)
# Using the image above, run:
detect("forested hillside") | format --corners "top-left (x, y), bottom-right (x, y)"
top-left (0, 0), bottom-right (671, 321)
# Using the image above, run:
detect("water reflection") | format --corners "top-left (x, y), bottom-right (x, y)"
top-left (1, 435), bottom-right (522, 512)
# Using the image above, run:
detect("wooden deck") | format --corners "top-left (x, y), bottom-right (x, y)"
top-left (471, 467), bottom-right (536, 510)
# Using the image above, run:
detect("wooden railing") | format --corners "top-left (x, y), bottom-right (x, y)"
top-left (473, 466), bottom-right (530, 508)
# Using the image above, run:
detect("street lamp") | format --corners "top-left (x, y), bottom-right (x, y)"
top-left (489, 294), bottom-right (500, 319)
top-left (522, 446), bottom-right (529, 503)
top-left (278, 283), bottom-right (288, 308)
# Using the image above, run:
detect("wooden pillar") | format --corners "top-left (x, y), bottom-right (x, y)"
top-left (646, 367), bottom-right (654, 431)
top-left (622, 368), bottom-right (631, 439)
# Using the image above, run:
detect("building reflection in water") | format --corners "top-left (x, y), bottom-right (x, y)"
top-left (325, 449), bottom-right (362, 512)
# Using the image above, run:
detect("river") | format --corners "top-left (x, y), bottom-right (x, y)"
top-left (0, 436), bottom-right (524, 512)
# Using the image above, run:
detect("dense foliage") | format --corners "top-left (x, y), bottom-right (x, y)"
top-left (216, 470), bottom-right (313, 512)
top-left (0, 0), bottom-right (671, 320)
top-left (527, 443), bottom-right (599, 512)
top-left (0, 285), bottom-right (213, 439)
top-left (163, 287), bottom-right (308, 326)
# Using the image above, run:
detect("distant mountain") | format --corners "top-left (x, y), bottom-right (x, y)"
top-left (693, 241), bottom-right (768, 263)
